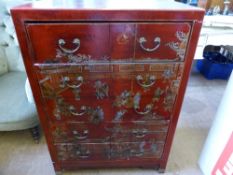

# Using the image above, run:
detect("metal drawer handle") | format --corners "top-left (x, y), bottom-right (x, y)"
top-left (132, 129), bottom-right (148, 138)
top-left (61, 76), bottom-right (83, 89)
top-left (134, 104), bottom-right (153, 115)
top-left (58, 38), bottom-right (80, 54)
top-left (69, 105), bottom-right (87, 116)
top-left (76, 149), bottom-right (90, 159)
top-left (136, 75), bottom-right (156, 88)
top-left (139, 37), bottom-right (161, 52)
top-left (130, 150), bottom-right (144, 157)
top-left (72, 129), bottom-right (89, 140)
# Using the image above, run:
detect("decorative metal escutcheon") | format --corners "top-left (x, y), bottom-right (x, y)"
top-left (134, 104), bottom-right (153, 115)
top-left (136, 75), bottom-right (156, 88)
top-left (132, 128), bottom-right (148, 138)
top-left (76, 148), bottom-right (91, 159)
top-left (130, 150), bottom-right (144, 157)
top-left (60, 76), bottom-right (84, 89)
top-left (69, 105), bottom-right (87, 116)
top-left (58, 38), bottom-right (80, 54)
top-left (139, 37), bottom-right (161, 52)
top-left (72, 129), bottom-right (89, 140)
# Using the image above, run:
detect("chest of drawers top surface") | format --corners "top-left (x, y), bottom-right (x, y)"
top-left (11, 0), bottom-right (204, 21)
top-left (12, 0), bottom-right (202, 10)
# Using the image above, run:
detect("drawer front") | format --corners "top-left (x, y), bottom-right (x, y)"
top-left (109, 141), bottom-right (164, 160)
top-left (135, 23), bottom-right (191, 61)
top-left (55, 140), bottom-right (164, 161)
top-left (50, 121), bottom-right (169, 143)
top-left (27, 22), bottom-right (190, 63)
top-left (36, 63), bottom-right (181, 99)
top-left (36, 65), bottom-right (113, 100)
top-left (55, 143), bottom-right (110, 161)
top-left (26, 23), bottom-right (110, 63)
top-left (44, 95), bottom-right (175, 122)
top-left (45, 97), bottom-right (112, 123)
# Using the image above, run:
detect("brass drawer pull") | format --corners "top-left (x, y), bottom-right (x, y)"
top-left (136, 75), bottom-right (156, 88)
top-left (132, 129), bottom-right (148, 138)
top-left (134, 104), bottom-right (153, 115)
top-left (130, 150), bottom-right (144, 157)
top-left (76, 149), bottom-right (90, 159)
top-left (61, 76), bottom-right (83, 89)
top-left (72, 129), bottom-right (89, 140)
top-left (139, 37), bottom-right (161, 52)
top-left (69, 105), bottom-right (87, 116)
top-left (58, 38), bottom-right (80, 54)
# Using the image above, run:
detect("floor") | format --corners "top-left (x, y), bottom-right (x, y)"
top-left (0, 72), bottom-right (228, 175)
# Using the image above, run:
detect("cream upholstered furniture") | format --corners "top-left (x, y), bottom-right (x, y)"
top-left (0, 0), bottom-right (40, 142)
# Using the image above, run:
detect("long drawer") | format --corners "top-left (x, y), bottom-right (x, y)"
top-left (26, 22), bottom-right (191, 63)
top-left (55, 140), bottom-right (165, 161)
top-left (50, 121), bottom-right (169, 143)
top-left (44, 96), bottom-right (174, 122)
top-left (36, 63), bottom-right (181, 98)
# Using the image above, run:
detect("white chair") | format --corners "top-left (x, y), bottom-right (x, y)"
top-left (0, 0), bottom-right (40, 143)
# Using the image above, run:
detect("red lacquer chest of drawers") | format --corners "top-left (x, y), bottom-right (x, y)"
top-left (11, 0), bottom-right (204, 174)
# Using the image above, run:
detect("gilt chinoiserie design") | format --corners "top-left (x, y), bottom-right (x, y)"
top-left (11, 0), bottom-right (204, 174)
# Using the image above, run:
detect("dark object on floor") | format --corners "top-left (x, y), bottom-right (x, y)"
top-left (30, 125), bottom-right (41, 144)
top-left (203, 45), bottom-right (233, 64)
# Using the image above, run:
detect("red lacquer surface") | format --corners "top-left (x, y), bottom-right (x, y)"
top-left (11, 0), bottom-right (204, 173)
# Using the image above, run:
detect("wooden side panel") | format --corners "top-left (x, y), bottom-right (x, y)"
top-left (159, 20), bottom-right (204, 171)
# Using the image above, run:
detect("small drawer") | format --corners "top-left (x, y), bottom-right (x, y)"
top-left (51, 122), bottom-right (110, 143)
top-left (132, 63), bottom-right (180, 97)
top-left (44, 97), bottom-right (113, 123)
top-left (109, 140), bottom-right (165, 160)
top-left (112, 95), bottom-right (174, 122)
top-left (26, 23), bottom-right (110, 63)
top-left (55, 143), bottom-right (110, 161)
top-left (106, 121), bottom-right (169, 142)
top-left (36, 64), bottom-right (113, 100)
top-left (111, 62), bottom-right (181, 97)
top-left (50, 121), bottom-right (169, 143)
top-left (135, 23), bottom-right (191, 61)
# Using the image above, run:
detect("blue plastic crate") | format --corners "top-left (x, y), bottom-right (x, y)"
top-left (196, 58), bottom-right (233, 80)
